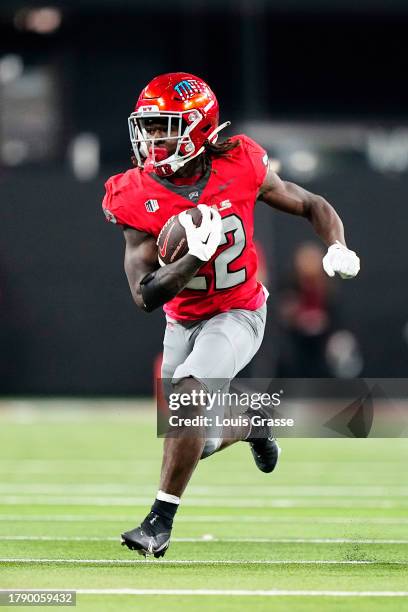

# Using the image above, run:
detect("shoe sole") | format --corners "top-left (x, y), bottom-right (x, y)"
top-left (121, 535), bottom-right (170, 559)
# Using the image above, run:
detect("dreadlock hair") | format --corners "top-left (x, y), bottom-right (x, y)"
top-left (204, 138), bottom-right (240, 158)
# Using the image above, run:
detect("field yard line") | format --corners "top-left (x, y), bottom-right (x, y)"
top-left (0, 460), bottom-right (141, 465)
top-left (0, 558), bottom-right (407, 566)
top-left (1, 536), bottom-right (408, 544)
top-left (0, 459), bottom-right (402, 465)
top-left (1, 484), bottom-right (408, 497)
top-left (0, 496), bottom-right (405, 508)
top-left (76, 588), bottom-right (408, 597)
top-left (1, 515), bottom-right (408, 524)
top-left (2, 588), bottom-right (408, 597)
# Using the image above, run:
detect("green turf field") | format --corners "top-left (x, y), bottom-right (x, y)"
top-left (0, 399), bottom-right (407, 611)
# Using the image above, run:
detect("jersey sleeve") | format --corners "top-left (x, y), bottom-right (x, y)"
top-left (102, 171), bottom-right (148, 232)
top-left (102, 173), bottom-right (131, 227)
top-left (239, 134), bottom-right (269, 192)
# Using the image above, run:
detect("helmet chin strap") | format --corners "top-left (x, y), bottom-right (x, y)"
top-left (144, 145), bottom-right (171, 174)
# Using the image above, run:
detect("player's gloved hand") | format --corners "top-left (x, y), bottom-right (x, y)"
top-left (322, 240), bottom-right (360, 279)
top-left (179, 204), bottom-right (222, 262)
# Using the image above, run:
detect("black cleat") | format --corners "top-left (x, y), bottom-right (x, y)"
top-left (121, 512), bottom-right (171, 558)
top-left (245, 407), bottom-right (281, 473)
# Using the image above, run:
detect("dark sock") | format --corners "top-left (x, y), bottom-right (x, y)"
top-left (150, 499), bottom-right (178, 528)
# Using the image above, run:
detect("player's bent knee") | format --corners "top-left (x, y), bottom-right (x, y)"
top-left (172, 375), bottom-right (206, 395)
top-left (200, 437), bottom-right (222, 460)
top-left (171, 376), bottom-right (207, 416)
top-left (169, 376), bottom-right (208, 437)
top-left (171, 377), bottom-right (222, 456)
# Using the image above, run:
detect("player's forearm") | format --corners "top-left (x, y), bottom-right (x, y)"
top-left (136, 254), bottom-right (202, 313)
top-left (305, 196), bottom-right (346, 247)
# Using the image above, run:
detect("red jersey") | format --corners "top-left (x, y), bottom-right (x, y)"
top-left (102, 134), bottom-right (268, 320)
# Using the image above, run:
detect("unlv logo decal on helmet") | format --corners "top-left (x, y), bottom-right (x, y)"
top-left (173, 79), bottom-right (205, 101)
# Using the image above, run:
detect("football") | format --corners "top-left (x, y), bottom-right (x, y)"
top-left (157, 207), bottom-right (202, 266)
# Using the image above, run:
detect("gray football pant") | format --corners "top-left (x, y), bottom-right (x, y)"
top-left (161, 303), bottom-right (267, 458)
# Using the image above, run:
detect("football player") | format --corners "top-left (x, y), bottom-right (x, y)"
top-left (102, 72), bottom-right (360, 558)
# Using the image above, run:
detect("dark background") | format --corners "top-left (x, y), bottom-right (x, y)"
top-left (1, 0), bottom-right (407, 394)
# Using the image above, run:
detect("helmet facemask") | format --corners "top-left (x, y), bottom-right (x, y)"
top-left (128, 107), bottom-right (203, 177)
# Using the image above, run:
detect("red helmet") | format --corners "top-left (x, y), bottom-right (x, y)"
top-left (128, 72), bottom-right (229, 177)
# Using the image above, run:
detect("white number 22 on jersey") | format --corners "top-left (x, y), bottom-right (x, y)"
top-left (185, 214), bottom-right (246, 291)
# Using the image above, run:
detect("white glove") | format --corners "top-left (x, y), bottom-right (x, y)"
top-left (322, 240), bottom-right (360, 279)
top-left (179, 204), bottom-right (222, 262)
